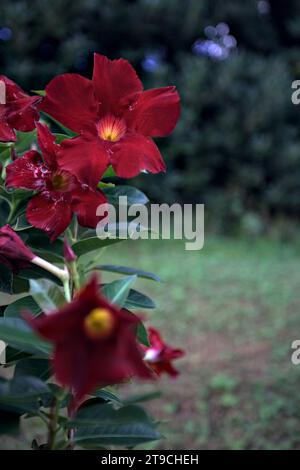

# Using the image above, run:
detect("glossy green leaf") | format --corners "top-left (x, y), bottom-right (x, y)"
top-left (125, 289), bottom-right (156, 310)
top-left (101, 165), bottom-right (116, 179)
top-left (102, 276), bottom-right (137, 307)
top-left (96, 264), bottom-right (161, 282)
top-left (0, 376), bottom-right (52, 412)
top-left (15, 129), bottom-right (37, 153)
top-left (30, 279), bottom-right (65, 313)
top-left (102, 185), bottom-right (149, 206)
top-left (54, 133), bottom-right (70, 144)
top-left (12, 213), bottom-right (32, 231)
top-left (73, 237), bottom-right (123, 257)
top-left (0, 265), bottom-right (13, 294)
top-left (70, 403), bottom-right (161, 447)
top-left (31, 90), bottom-right (46, 96)
top-left (14, 358), bottom-right (51, 381)
top-left (4, 295), bottom-right (41, 318)
top-left (0, 317), bottom-right (52, 356)
top-left (137, 322), bottom-right (150, 346)
top-left (92, 389), bottom-right (123, 406)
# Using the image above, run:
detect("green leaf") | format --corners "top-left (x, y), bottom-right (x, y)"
top-left (102, 185), bottom-right (149, 206)
top-left (26, 232), bottom-right (64, 261)
top-left (70, 403), bottom-right (161, 447)
top-left (12, 276), bottom-right (29, 294)
top-left (0, 376), bottom-right (52, 413)
top-left (102, 276), bottom-right (137, 308)
top-left (14, 358), bottom-right (51, 381)
top-left (40, 112), bottom-right (77, 137)
top-left (125, 289), bottom-right (156, 310)
top-left (73, 237), bottom-right (123, 257)
top-left (78, 248), bottom-right (106, 273)
top-left (0, 264), bottom-right (13, 294)
top-left (0, 317), bottom-right (52, 356)
top-left (96, 264), bottom-right (161, 282)
top-left (0, 185), bottom-right (13, 208)
top-left (54, 133), bottom-right (70, 144)
top-left (0, 147), bottom-right (12, 166)
top-left (12, 213), bottom-right (32, 231)
top-left (5, 347), bottom-right (31, 365)
top-left (101, 165), bottom-right (116, 179)
top-left (92, 389), bottom-right (123, 406)
top-left (15, 129), bottom-right (37, 153)
top-left (4, 295), bottom-right (41, 318)
top-left (31, 90), bottom-right (46, 96)
top-left (137, 322), bottom-right (150, 347)
top-left (19, 265), bottom-right (61, 285)
top-left (30, 279), bottom-right (65, 313)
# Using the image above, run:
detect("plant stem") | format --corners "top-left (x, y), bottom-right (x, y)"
top-left (62, 277), bottom-right (71, 302)
top-left (32, 256), bottom-right (69, 283)
top-left (47, 398), bottom-right (59, 450)
top-left (70, 261), bottom-right (80, 292)
top-left (73, 219), bottom-right (78, 242)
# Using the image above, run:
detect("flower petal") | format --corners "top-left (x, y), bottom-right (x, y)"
top-left (58, 136), bottom-right (109, 186)
top-left (71, 186), bottom-right (108, 228)
top-left (36, 122), bottom-right (59, 168)
top-left (0, 75), bottom-right (40, 133)
top-left (110, 133), bottom-right (166, 178)
top-left (25, 275), bottom-right (101, 342)
top-left (40, 74), bottom-right (98, 134)
top-left (26, 192), bottom-right (72, 241)
top-left (92, 53), bottom-right (143, 115)
top-left (124, 86), bottom-right (180, 137)
top-left (7, 95), bottom-right (40, 132)
top-left (6, 150), bottom-right (47, 190)
top-left (0, 107), bottom-right (16, 141)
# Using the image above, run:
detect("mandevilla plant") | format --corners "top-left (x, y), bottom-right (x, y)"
top-left (0, 54), bottom-right (184, 450)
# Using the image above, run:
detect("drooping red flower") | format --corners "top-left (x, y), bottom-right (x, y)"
top-left (0, 224), bottom-right (35, 272)
top-left (144, 327), bottom-right (184, 377)
top-left (0, 76), bottom-right (40, 142)
top-left (39, 54), bottom-right (180, 186)
top-left (6, 123), bottom-right (107, 241)
top-left (24, 275), bottom-right (152, 405)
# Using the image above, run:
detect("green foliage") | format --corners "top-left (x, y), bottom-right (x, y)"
top-left (0, 136), bottom-right (160, 448)
top-left (70, 402), bottom-right (161, 447)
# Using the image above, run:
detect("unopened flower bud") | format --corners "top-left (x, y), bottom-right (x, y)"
top-left (64, 237), bottom-right (77, 263)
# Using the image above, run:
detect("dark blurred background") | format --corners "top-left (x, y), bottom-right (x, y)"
top-left (2, 1), bottom-right (300, 450)
top-left (1, 0), bottom-right (300, 236)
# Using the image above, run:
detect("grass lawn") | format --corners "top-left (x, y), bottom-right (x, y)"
top-left (100, 236), bottom-right (300, 450)
top-left (2, 235), bottom-right (300, 450)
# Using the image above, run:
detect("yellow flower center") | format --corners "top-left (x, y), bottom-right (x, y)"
top-left (51, 171), bottom-right (72, 192)
top-left (97, 115), bottom-right (126, 142)
top-left (84, 308), bottom-right (114, 339)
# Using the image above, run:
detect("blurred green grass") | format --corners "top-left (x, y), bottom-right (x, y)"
top-left (100, 236), bottom-right (300, 450)
top-left (2, 236), bottom-right (300, 450)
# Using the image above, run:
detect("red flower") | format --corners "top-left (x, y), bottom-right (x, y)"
top-left (0, 224), bottom-right (35, 272)
top-left (39, 54), bottom-right (180, 186)
top-left (144, 327), bottom-right (184, 377)
top-left (25, 275), bottom-right (152, 405)
top-left (6, 123), bottom-right (107, 241)
top-left (0, 76), bottom-right (40, 142)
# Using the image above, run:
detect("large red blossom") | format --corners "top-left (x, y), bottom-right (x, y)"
top-left (25, 275), bottom-right (152, 406)
top-left (39, 54), bottom-right (180, 186)
top-left (144, 327), bottom-right (184, 377)
top-left (0, 224), bottom-right (35, 272)
top-left (0, 76), bottom-right (40, 142)
top-left (6, 123), bottom-right (107, 241)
